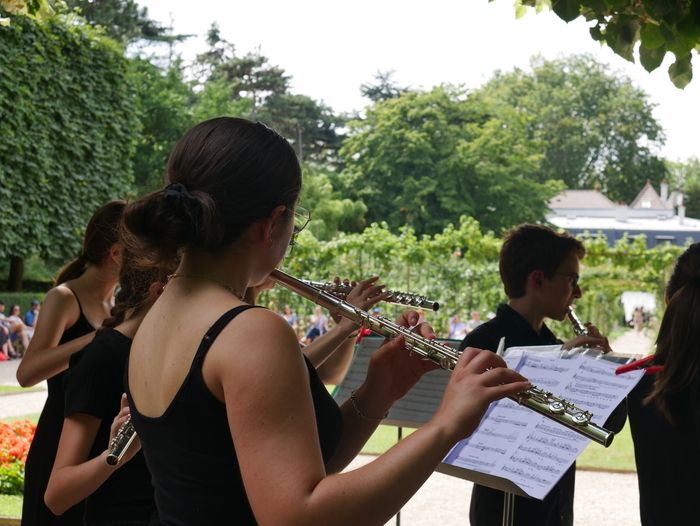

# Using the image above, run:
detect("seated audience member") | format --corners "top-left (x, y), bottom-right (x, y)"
top-left (25, 300), bottom-right (40, 328)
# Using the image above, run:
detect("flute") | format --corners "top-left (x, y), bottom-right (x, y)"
top-left (106, 416), bottom-right (136, 466)
top-left (272, 269), bottom-right (614, 447)
top-left (301, 279), bottom-right (440, 311)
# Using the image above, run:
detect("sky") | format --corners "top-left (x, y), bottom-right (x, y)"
top-left (140, 0), bottom-right (699, 162)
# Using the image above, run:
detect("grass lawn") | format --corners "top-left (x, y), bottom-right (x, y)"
top-left (0, 494), bottom-right (21, 519)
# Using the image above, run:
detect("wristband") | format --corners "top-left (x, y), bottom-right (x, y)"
top-left (350, 390), bottom-right (388, 421)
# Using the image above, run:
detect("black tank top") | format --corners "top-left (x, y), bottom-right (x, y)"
top-left (22, 287), bottom-right (96, 526)
top-left (127, 305), bottom-right (343, 526)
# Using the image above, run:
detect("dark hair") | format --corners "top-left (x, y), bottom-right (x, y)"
top-left (645, 243), bottom-right (700, 426)
top-left (121, 117), bottom-right (301, 266)
top-left (499, 224), bottom-right (585, 298)
top-left (55, 200), bottom-right (126, 285)
top-left (101, 245), bottom-right (178, 330)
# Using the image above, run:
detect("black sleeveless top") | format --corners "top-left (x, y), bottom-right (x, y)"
top-left (22, 288), bottom-right (96, 526)
top-left (127, 305), bottom-right (344, 526)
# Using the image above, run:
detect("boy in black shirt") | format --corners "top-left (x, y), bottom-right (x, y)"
top-left (460, 224), bottom-right (610, 526)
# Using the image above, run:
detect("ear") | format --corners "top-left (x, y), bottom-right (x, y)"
top-left (261, 205), bottom-right (289, 246)
top-left (529, 270), bottom-right (544, 289)
top-left (147, 281), bottom-right (165, 303)
top-left (109, 243), bottom-right (123, 266)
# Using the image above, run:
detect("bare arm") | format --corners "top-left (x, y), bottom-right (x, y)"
top-left (16, 288), bottom-right (95, 387)
top-left (209, 310), bottom-right (530, 526)
top-left (45, 399), bottom-right (137, 515)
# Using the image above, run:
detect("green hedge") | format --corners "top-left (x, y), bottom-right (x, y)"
top-left (0, 13), bottom-right (137, 266)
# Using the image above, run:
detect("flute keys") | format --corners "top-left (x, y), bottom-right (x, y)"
top-left (549, 401), bottom-right (566, 414)
top-left (572, 412), bottom-right (590, 425)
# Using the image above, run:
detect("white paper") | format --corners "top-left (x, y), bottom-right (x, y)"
top-left (442, 347), bottom-right (644, 500)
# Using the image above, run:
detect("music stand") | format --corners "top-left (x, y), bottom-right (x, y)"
top-left (333, 336), bottom-right (455, 525)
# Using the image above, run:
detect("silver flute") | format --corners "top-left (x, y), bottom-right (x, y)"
top-left (106, 416), bottom-right (137, 466)
top-left (301, 279), bottom-right (440, 311)
top-left (272, 269), bottom-right (614, 447)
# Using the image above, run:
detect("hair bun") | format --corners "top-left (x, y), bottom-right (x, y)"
top-left (162, 182), bottom-right (203, 240)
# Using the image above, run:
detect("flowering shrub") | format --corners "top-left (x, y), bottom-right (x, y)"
top-left (0, 420), bottom-right (36, 494)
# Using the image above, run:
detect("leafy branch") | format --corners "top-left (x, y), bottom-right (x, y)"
top-left (513, 0), bottom-right (700, 88)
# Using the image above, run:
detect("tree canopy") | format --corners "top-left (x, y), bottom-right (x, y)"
top-left (477, 54), bottom-right (667, 203)
top-left (340, 86), bottom-right (561, 235)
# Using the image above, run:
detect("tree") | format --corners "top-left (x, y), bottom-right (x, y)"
top-left (299, 164), bottom-right (367, 240)
top-left (257, 94), bottom-right (344, 163)
top-left (667, 157), bottom-right (700, 218)
top-left (514, 0), bottom-right (700, 88)
top-left (192, 24), bottom-right (343, 163)
top-left (477, 55), bottom-right (666, 203)
top-left (63, 0), bottom-right (182, 45)
top-left (339, 86), bottom-right (561, 235)
top-left (360, 70), bottom-right (409, 102)
top-left (130, 58), bottom-right (195, 195)
top-left (0, 15), bottom-right (138, 289)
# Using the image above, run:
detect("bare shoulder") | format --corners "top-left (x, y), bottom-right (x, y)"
top-left (40, 286), bottom-right (80, 322)
top-left (206, 306), bottom-right (302, 380)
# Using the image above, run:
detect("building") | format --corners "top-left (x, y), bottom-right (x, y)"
top-left (546, 181), bottom-right (700, 247)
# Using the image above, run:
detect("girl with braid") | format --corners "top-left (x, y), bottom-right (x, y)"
top-left (45, 246), bottom-right (176, 526)
top-left (19, 201), bottom-right (124, 526)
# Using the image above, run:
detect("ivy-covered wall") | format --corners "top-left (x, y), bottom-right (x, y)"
top-left (0, 15), bottom-right (137, 267)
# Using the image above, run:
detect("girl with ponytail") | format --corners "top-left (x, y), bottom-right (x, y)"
top-left (19, 200), bottom-right (124, 526)
top-left (123, 117), bottom-right (528, 525)
top-left (628, 242), bottom-right (700, 526)
top-left (45, 247), bottom-right (176, 526)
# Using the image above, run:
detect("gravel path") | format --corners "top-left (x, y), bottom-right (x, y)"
top-left (0, 330), bottom-right (650, 525)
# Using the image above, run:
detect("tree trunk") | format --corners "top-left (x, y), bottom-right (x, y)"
top-left (7, 256), bottom-right (24, 292)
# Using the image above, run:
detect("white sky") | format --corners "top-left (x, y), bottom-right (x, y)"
top-left (140, 0), bottom-right (699, 162)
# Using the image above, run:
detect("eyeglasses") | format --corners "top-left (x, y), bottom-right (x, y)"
top-left (556, 272), bottom-right (580, 289)
top-left (286, 206), bottom-right (311, 256)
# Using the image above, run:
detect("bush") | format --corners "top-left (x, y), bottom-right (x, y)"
top-left (0, 420), bottom-right (35, 495)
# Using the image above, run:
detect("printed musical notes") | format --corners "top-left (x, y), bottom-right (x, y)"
top-left (442, 347), bottom-right (644, 500)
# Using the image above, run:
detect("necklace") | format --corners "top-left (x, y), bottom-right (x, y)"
top-left (167, 273), bottom-right (244, 300)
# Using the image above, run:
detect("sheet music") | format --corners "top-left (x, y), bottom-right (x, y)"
top-left (442, 347), bottom-right (644, 500)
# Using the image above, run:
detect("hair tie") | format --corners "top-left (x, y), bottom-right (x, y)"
top-left (162, 182), bottom-right (201, 239)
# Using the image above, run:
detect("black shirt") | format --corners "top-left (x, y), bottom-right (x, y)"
top-left (460, 303), bottom-right (575, 526)
top-left (65, 328), bottom-right (155, 524)
top-left (127, 305), bottom-right (344, 526)
top-left (628, 374), bottom-right (700, 526)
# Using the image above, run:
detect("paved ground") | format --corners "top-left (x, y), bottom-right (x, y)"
top-left (0, 330), bottom-right (652, 525)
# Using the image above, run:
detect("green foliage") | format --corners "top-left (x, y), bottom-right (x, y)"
top-left (262, 220), bottom-right (681, 339)
top-left (360, 70), bottom-right (409, 102)
top-left (514, 0), bottom-right (700, 87)
top-left (63, 0), bottom-right (182, 45)
top-left (300, 164), bottom-right (368, 240)
top-left (130, 58), bottom-right (195, 195)
top-left (0, 462), bottom-right (23, 495)
top-left (192, 24), bottom-right (343, 164)
top-left (477, 55), bottom-right (666, 203)
top-left (0, 15), bottom-right (137, 264)
top-left (339, 86), bottom-right (560, 235)
top-left (666, 157), bottom-right (700, 218)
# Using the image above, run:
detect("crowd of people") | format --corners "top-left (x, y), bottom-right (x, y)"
top-left (0, 299), bottom-right (40, 360)
top-left (9, 116), bottom-right (698, 526)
